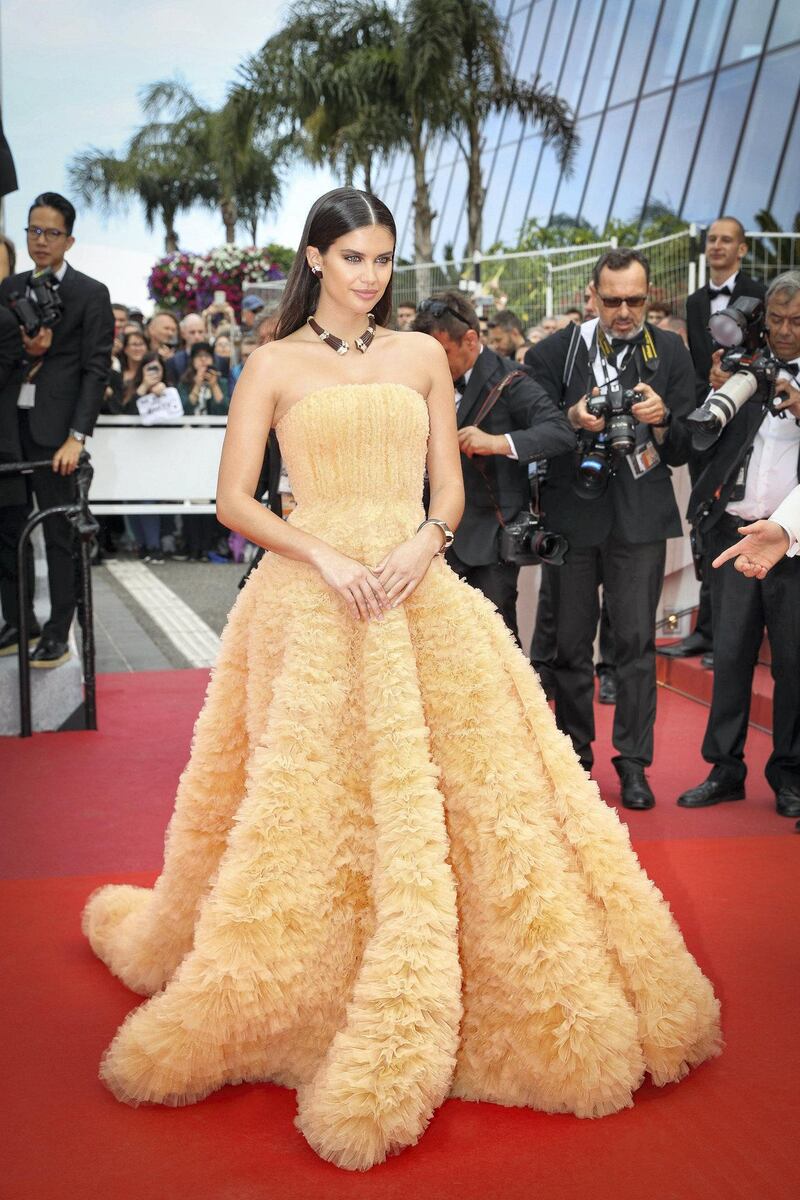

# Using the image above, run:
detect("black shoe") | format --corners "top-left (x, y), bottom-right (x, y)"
top-left (614, 759), bottom-right (655, 810)
top-left (701, 652), bottom-right (714, 669)
top-left (677, 778), bottom-right (745, 808)
top-left (776, 786), bottom-right (800, 818)
top-left (0, 620), bottom-right (41, 657)
top-left (598, 673), bottom-right (617, 705)
top-left (29, 636), bottom-right (70, 669)
top-left (657, 631), bottom-right (712, 659)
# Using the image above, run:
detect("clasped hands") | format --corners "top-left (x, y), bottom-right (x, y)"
top-left (314, 526), bottom-right (443, 622)
top-left (568, 383), bottom-right (667, 433)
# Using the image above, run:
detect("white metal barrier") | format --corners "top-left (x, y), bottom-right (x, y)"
top-left (89, 415), bottom-right (228, 514)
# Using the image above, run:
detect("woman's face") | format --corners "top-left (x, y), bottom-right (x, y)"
top-left (142, 359), bottom-right (164, 386)
top-left (214, 336), bottom-right (231, 358)
top-left (194, 351), bottom-right (213, 372)
top-left (308, 223), bottom-right (395, 316)
top-left (125, 335), bottom-right (148, 363)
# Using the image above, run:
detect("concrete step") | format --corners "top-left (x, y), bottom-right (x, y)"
top-left (656, 643), bottom-right (773, 734)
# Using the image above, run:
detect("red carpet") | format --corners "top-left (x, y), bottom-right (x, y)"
top-left (1, 671), bottom-right (797, 1199)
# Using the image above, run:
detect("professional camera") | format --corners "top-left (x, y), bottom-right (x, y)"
top-left (573, 381), bottom-right (638, 499)
top-left (7, 266), bottom-right (64, 338)
top-left (687, 296), bottom-right (779, 450)
top-left (500, 459), bottom-right (568, 566)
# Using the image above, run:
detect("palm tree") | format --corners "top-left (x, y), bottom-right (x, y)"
top-left (405, 0), bottom-right (577, 258)
top-left (236, 0), bottom-right (406, 194)
top-left (140, 81), bottom-right (285, 244)
top-left (68, 132), bottom-right (206, 253)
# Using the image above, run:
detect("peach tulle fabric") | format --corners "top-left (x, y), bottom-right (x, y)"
top-left (83, 384), bottom-right (721, 1170)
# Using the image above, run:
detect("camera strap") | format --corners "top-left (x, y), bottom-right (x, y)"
top-left (470, 370), bottom-right (528, 531)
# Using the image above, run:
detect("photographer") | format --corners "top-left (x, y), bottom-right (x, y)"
top-left (525, 248), bottom-right (695, 809)
top-left (0, 192), bottom-right (113, 667)
top-left (679, 271), bottom-right (800, 818)
top-left (412, 292), bottom-right (573, 639)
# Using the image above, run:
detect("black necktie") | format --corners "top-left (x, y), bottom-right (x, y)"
top-left (454, 375), bottom-right (467, 393)
top-left (708, 284), bottom-right (732, 298)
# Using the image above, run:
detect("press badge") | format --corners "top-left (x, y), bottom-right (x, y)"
top-left (17, 383), bottom-right (36, 409)
top-left (627, 438), bottom-right (660, 479)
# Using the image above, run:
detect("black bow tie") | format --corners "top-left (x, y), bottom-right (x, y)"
top-left (708, 284), bottom-right (732, 298)
top-left (610, 333), bottom-right (643, 354)
top-left (778, 360), bottom-right (799, 378)
top-left (454, 375), bottom-right (467, 393)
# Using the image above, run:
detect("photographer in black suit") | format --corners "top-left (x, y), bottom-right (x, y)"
top-left (412, 292), bottom-right (573, 639)
top-left (663, 217), bottom-right (766, 662)
top-left (526, 249), bottom-right (695, 809)
top-left (0, 192), bottom-right (114, 667)
top-left (679, 271), bottom-right (800, 817)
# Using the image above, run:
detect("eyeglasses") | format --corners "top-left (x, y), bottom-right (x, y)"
top-left (597, 294), bottom-right (648, 309)
top-left (418, 298), bottom-right (472, 327)
top-left (25, 225), bottom-right (67, 242)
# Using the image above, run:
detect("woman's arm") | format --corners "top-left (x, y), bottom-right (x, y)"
top-left (216, 346), bottom-right (390, 621)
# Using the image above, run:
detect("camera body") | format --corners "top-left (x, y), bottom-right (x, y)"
top-left (500, 510), bottom-right (568, 567)
top-left (574, 381), bottom-right (638, 499)
top-left (8, 267), bottom-right (64, 338)
top-left (687, 297), bottom-right (779, 450)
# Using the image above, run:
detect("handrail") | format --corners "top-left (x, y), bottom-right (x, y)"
top-left (0, 451), bottom-right (98, 737)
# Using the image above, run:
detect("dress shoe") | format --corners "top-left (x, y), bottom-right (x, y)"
top-left (677, 778), bottom-right (745, 807)
top-left (597, 673), bottom-right (617, 705)
top-left (0, 620), bottom-right (41, 657)
top-left (775, 786), bottom-right (800, 818)
top-left (701, 652), bottom-right (714, 669)
top-left (613, 759), bottom-right (655, 810)
top-left (29, 636), bottom-right (70, 669)
top-left (657, 631), bottom-right (712, 659)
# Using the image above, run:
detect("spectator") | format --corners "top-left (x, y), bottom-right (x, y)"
top-left (647, 301), bottom-right (672, 326)
top-left (514, 343), bottom-right (531, 364)
top-left (478, 315), bottom-right (490, 346)
top-left (212, 332), bottom-right (232, 379)
top-left (662, 315), bottom-right (689, 346)
top-left (146, 309), bottom-right (180, 367)
top-left (395, 301), bottom-right (417, 330)
top-left (240, 294), bottom-right (265, 329)
top-left (230, 333), bottom-right (258, 386)
top-left (0, 233), bottom-right (16, 281)
top-left (127, 307), bottom-right (145, 326)
top-left (254, 313), bottom-right (278, 346)
top-left (540, 316), bottom-right (558, 336)
top-left (165, 312), bottom-right (206, 384)
top-left (125, 353), bottom-right (183, 564)
top-left (487, 309), bottom-right (527, 358)
top-left (112, 329), bottom-right (149, 409)
top-left (179, 342), bottom-right (231, 562)
top-left (525, 247), bottom-right (696, 809)
top-left (526, 325), bottom-right (547, 344)
top-left (562, 307), bottom-right (582, 324)
top-left (583, 285), bottom-right (597, 320)
top-left (412, 291), bottom-right (573, 640)
top-left (111, 303), bottom-right (129, 356)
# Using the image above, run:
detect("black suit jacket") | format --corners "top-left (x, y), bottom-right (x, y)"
top-left (0, 305), bottom-right (25, 506)
top-left (452, 346), bottom-right (574, 566)
top-left (0, 262), bottom-right (114, 449)
top-left (525, 322), bottom-right (696, 549)
top-left (686, 272), bottom-right (765, 405)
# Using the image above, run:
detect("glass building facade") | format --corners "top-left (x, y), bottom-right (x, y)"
top-left (374, 0), bottom-right (800, 260)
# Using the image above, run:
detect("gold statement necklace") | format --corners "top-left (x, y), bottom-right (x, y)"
top-left (307, 313), bottom-right (376, 355)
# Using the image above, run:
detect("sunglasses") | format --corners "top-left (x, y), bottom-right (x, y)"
top-left (418, 298), bottom-right (472, 327)
top-left (597, 294), bottom-right (648, 309)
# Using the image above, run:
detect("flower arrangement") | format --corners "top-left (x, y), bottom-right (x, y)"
top-left (148, 245), bottom-right (287, 315)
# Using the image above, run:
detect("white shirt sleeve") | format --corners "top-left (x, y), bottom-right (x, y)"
top-left (504, 433), bottom-right (518, 459)
top-left (770, 484), bottom-right (800, 558)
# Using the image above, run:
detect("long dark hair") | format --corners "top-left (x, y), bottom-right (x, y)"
top-left (275, 187), bottom-right (397, 341)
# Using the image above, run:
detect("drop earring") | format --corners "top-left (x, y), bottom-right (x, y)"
top-left (310, 264), bottom-right (323, 279)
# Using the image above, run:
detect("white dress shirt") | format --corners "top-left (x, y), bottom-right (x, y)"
top-left (709, 271), bottom-right (740, 315)
top-left (727, 357), bottom-right (800, 522)
top-left (771, 484), bottom-right (800, 557)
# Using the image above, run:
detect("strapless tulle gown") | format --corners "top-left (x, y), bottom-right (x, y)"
top-left (83, 383), bottom-right (721, 1170)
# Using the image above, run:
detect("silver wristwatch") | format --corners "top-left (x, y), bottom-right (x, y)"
top-left (70, 429), bottom-right (86, 443)
top-left (417, 518), bottom-right (454, 553)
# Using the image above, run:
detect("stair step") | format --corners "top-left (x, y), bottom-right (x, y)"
top-left (656, 644), bottom-right (773, 733)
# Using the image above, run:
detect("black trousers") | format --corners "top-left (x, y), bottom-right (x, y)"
top-left (703, 514), bottom-right (800, 792)
top-left (544, 534), bottom-right (666, 768)
top-left (688, 451), bottom-right (713, 644)
top-left (532, 569), bottom-right (616, 686)
top-left (446, 547), bottom-right (520, 642)
top-left (0, 412), bottom-right (77, 641)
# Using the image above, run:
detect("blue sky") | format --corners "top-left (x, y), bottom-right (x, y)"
top-left (1, 0), bottom-right (337, 308)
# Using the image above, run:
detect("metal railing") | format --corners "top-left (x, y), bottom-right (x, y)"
top-left (0, 451), bottom-right (98, 737)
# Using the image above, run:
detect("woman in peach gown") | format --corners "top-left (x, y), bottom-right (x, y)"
top-left (83, 187), bottom-right (721, 1171)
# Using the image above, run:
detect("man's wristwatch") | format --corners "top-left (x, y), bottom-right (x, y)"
top-left (651, 409), bottom-right (671, 429)
top-left (69, 429), bottom-right (86, 443)
top-left (416, 518), bottom-right (454, 553)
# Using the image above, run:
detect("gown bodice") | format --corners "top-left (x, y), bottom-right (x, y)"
top-left (276, 383), bottom-right (429, 561)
